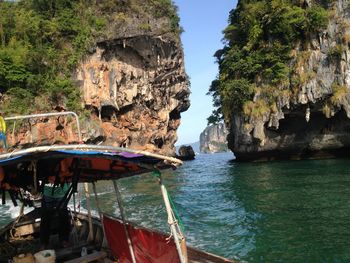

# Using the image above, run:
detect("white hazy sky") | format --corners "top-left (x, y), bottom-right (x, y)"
top-left (174, 0), bottom-right (237, 145)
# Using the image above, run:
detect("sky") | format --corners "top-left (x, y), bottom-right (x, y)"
top-left (174, 0), bottom-right (237, 146)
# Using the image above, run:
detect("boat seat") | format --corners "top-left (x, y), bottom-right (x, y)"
top-left (63, 251), bottom-right (107, 263)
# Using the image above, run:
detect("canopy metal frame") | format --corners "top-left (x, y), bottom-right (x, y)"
top-left (4, 111), bottom-right (82, 143)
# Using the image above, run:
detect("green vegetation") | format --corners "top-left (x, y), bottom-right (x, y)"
top-left (0, 0), bottom-right (181, 116)
top-left (243, 99), bottom-right (270, 119)
top-left (328, 44), bottom-right (344, 61)
top-left (322, 84), bottom-right (347, 118)
top-left (209, 141), bottom-right (228, 152)
top-left (330, 84), bottom-right (347, 107)
top-left (150, 0), bottom-right (182, 33)
top-left (208, 0), bottom-right (329, 124)
top-left (0, 0), bottom-right (100, 115)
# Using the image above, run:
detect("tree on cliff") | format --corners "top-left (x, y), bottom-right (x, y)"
top-left (0, 0), bottom-right (180, 116)
top-left (208, 0), bottom-right (328, 124)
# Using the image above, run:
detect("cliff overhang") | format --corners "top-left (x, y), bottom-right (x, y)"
top-left (76, 34), bottom-right (190, 155)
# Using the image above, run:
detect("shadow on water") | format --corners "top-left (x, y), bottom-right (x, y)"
top-left (224, 158), bottom-right (350, 263)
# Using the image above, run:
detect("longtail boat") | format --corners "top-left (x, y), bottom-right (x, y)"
top-left (0, 112), bottom-right (235, 263)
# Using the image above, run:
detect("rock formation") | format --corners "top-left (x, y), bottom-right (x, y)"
top-left (199, 123), bottom-right (228, 153)
top-left (177, 145), bottom-right (195, 160)
top-left (76, 34), bottom-right (189, 155)
top-left (2, 2), bottom-right (190, 156)
top-left (213, 0), bottom-right (350, 161)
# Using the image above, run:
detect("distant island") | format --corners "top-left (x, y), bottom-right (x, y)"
top-left (199, 123), bottom-right (228, 153)
top-left (176, 123), bottom-right (229, 155)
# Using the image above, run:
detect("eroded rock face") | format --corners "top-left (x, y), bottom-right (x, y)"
top-left (230, 110), bottom-right (350, 161)
top-left (177, 145), bottom-right (195, 160)
top-left (229, 0), bottom-right (350, 161)
top-left (6, 36), bottom-right (189, 156)
top-left (76, 35), bottom-right (189, 155)
top-left (200, 123), bottom-right (228, 153)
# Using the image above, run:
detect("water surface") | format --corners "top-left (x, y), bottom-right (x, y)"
top-left (1, 153), bottom-right (350, 263)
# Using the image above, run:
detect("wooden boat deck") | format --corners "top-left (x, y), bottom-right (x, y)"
top-left (0, 209), bottom-right (236, 263)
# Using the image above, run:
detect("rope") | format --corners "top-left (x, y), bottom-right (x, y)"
top-left (167, 193), bottom-right (184, 232)
top-left (152, 170), bottom-right (185, 232)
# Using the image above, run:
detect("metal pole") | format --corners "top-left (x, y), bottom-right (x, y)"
top-left (112, 180), bottom-right (137, 263)
top-left (84, 182), bottom-right (94, 242)
top-left (159, 179), bottom-right (187, 263)
top-left (4, 111), bottom-right (82, 142)
top-left (73, 192), bottom-right (77, 217)
top-left (70, 192), bottom-right (79, 246)
top-left (92, 182), bottom-right (108, 248)
top-left (92, 182), bottom-right (102, 219)
top-left (32, 161), bottom-right (38, 193)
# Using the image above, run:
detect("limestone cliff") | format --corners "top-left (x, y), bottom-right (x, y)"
top-left (76, 34), bottom-right (189, 155)
top-left (1, 1), bottom-right (189, 156)
top-left (199, 123), bottom-right (228, 153)
top-left (213, 0), bottom-right (350, 161)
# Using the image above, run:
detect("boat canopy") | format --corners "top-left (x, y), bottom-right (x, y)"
top-left (0, 144), bottom-right (182, 188)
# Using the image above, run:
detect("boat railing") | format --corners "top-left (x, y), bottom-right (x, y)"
top-left (2, 111), bottom-right (82, 151)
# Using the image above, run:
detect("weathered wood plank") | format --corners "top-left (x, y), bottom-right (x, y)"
top-left (188, 246), bottom-right (236, 263)
top-left (63, 251), bottom-right (107, 263)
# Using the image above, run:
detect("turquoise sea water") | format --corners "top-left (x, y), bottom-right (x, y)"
top-left (1, 152), bottom-right (350, 263)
